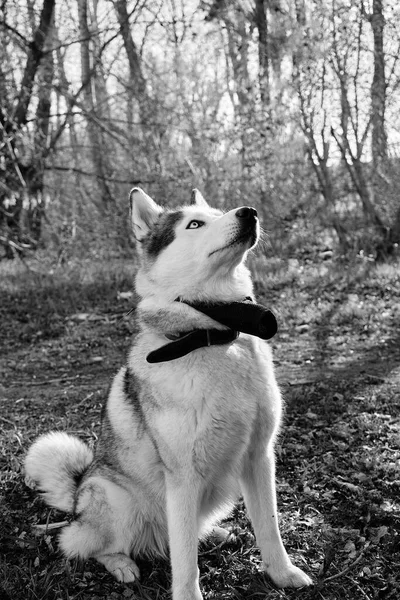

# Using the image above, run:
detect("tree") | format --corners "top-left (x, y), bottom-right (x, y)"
top-left (368, 0), bottom-right (388, 168)
top-left (0, 0), bottom-right (55, 257)
top-left (77, 0), bottom-right (114, 208)
top-left (293, 0), bottom-right (400, 255)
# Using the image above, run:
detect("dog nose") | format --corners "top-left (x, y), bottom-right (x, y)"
top-left (235, 206), bottom-right (258, 220)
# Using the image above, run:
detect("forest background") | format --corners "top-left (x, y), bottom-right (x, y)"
top-left (1, 2), bottom-right (400, 600)
top-left (1, 0), bottom-right (400, 260)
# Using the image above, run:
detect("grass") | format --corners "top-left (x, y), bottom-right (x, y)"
top-left (1, 252), bottom-right (399, 599)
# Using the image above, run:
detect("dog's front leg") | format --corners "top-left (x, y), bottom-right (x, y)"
top-left (240, 446), bottom-right (312, 589)
top-left (165, 473), bottom-right (203, 600)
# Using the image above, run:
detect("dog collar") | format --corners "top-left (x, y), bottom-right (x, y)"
top-left (146, 328), bottom-right (239, 363)
top-left (145, 297), bottom-right (277, 363)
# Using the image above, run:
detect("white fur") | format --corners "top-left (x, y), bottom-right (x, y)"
top-left (25, 432), bottom-right (93, 512)
top-left (129, 187), bottom-right (162, 242)
top-left (25, 190), bottom-right (312, 599)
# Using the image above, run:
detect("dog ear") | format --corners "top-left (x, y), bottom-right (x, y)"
top-left (129, 188), bottom-right (162, 241)
top-left (190, 188), bottom-right (208, 207)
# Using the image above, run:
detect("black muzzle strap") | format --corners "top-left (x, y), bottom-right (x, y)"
top-left (146, 328), bottom-right (239, 363)
top-left (183, 298), bottom-right (277, 341)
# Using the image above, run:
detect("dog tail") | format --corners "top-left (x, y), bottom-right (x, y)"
top-left (25, 432), bottom-right (93, 513)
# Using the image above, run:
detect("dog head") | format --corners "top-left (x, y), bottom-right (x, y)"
top-left (130, 187), bottom-right (259, 302)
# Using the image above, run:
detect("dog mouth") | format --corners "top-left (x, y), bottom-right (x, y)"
top-left (209, 227), bottom-right (258, 257)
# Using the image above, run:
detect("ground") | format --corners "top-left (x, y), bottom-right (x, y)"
top-left (0, 254), bottom-right (399, 600)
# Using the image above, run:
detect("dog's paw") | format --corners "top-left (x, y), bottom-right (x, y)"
top-left (97, 553), bottom-right (140, 583)
top-left (25, 475), bottom-right (37, 489)
top-left (208, 525), bottom-right (234, 544)
top-left (112, 563), bottom-right (139, 584)
top-left (266, 562), bottom-right (312, 589)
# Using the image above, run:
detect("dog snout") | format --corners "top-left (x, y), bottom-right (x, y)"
top-left (235, 207), bottom-right (258, 221)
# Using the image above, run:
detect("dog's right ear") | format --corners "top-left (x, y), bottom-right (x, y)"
top-left (129, 188), bottom-right (162, 241)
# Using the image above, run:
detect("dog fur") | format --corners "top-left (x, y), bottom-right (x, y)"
top-left (25, 188), bottom-right (312, 599)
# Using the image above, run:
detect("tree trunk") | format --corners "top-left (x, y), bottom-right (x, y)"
top-left (114, 0), bottom-right (148, 124)
top-left (0, 0), bottom-right (55, 257)
top-left (254, 0), bottom-right (270, 107)
top-left (370, 0), bottom-right (387, 168)
top-left (77, 0), bottom-right (113, 208)
top-left (28, 14), bottom-right (55, 243)
top-left (92, 0), bottom-right (112, 125)
top-left (13, 0), bottom-right (56, 127)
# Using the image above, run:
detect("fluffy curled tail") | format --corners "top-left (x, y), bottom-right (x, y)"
top-left (25, 432), bottom-right (93, 513)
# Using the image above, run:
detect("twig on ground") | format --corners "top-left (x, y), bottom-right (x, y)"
top-left (73, 392), bottom-right (95, 408)
top-left (323, 546), bottom-right (368, 583)
top-left (27, 374), bottom-right (101, 386)
top-left (198, 535), bottom-right (235, 557)
top-left (0, 415), bottom-right (15, 426)
top-left (34, 521), bottom-right (69, 534)
top-left (345, 576), bottom-right (371, 600)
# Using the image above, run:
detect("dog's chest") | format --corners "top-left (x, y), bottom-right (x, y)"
top-left (131, 334), bottom-right (279, 474)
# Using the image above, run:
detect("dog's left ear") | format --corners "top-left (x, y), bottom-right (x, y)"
top-left (129, 187), bottom-right (162, 241)
top-left (190, 189), bottom-right (208, 207)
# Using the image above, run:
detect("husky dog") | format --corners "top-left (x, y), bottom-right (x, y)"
top-left (25, 188), bottom-right (312, 600)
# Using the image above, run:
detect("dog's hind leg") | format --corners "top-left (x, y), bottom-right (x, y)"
top-left (240, 445), bottom-right (312, 588)
top-left (59, 476), bottom-right (141, 583)
top-left (60, 519), bottom-right (141, 582)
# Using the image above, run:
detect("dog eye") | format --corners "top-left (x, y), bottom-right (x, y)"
top-left (186, 220), bottom-right (204, 229)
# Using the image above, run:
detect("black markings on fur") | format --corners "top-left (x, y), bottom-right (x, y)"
top-left (86, 385), bottom-right (118, 474)
top-left (71, 465), bottom-right (88, 488)
top-left (143, 210), bottom-right (183, 257)
top-left (71, 466), bottom-right (92, 517)
top-left (85, 391), bottom-right (123, 482)
top-left (123, 368), bottom-right (169, 470)
top-left (124, 367), bottom-right (146, 433)
top-left (99, 383), bottom-right (112, 422)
